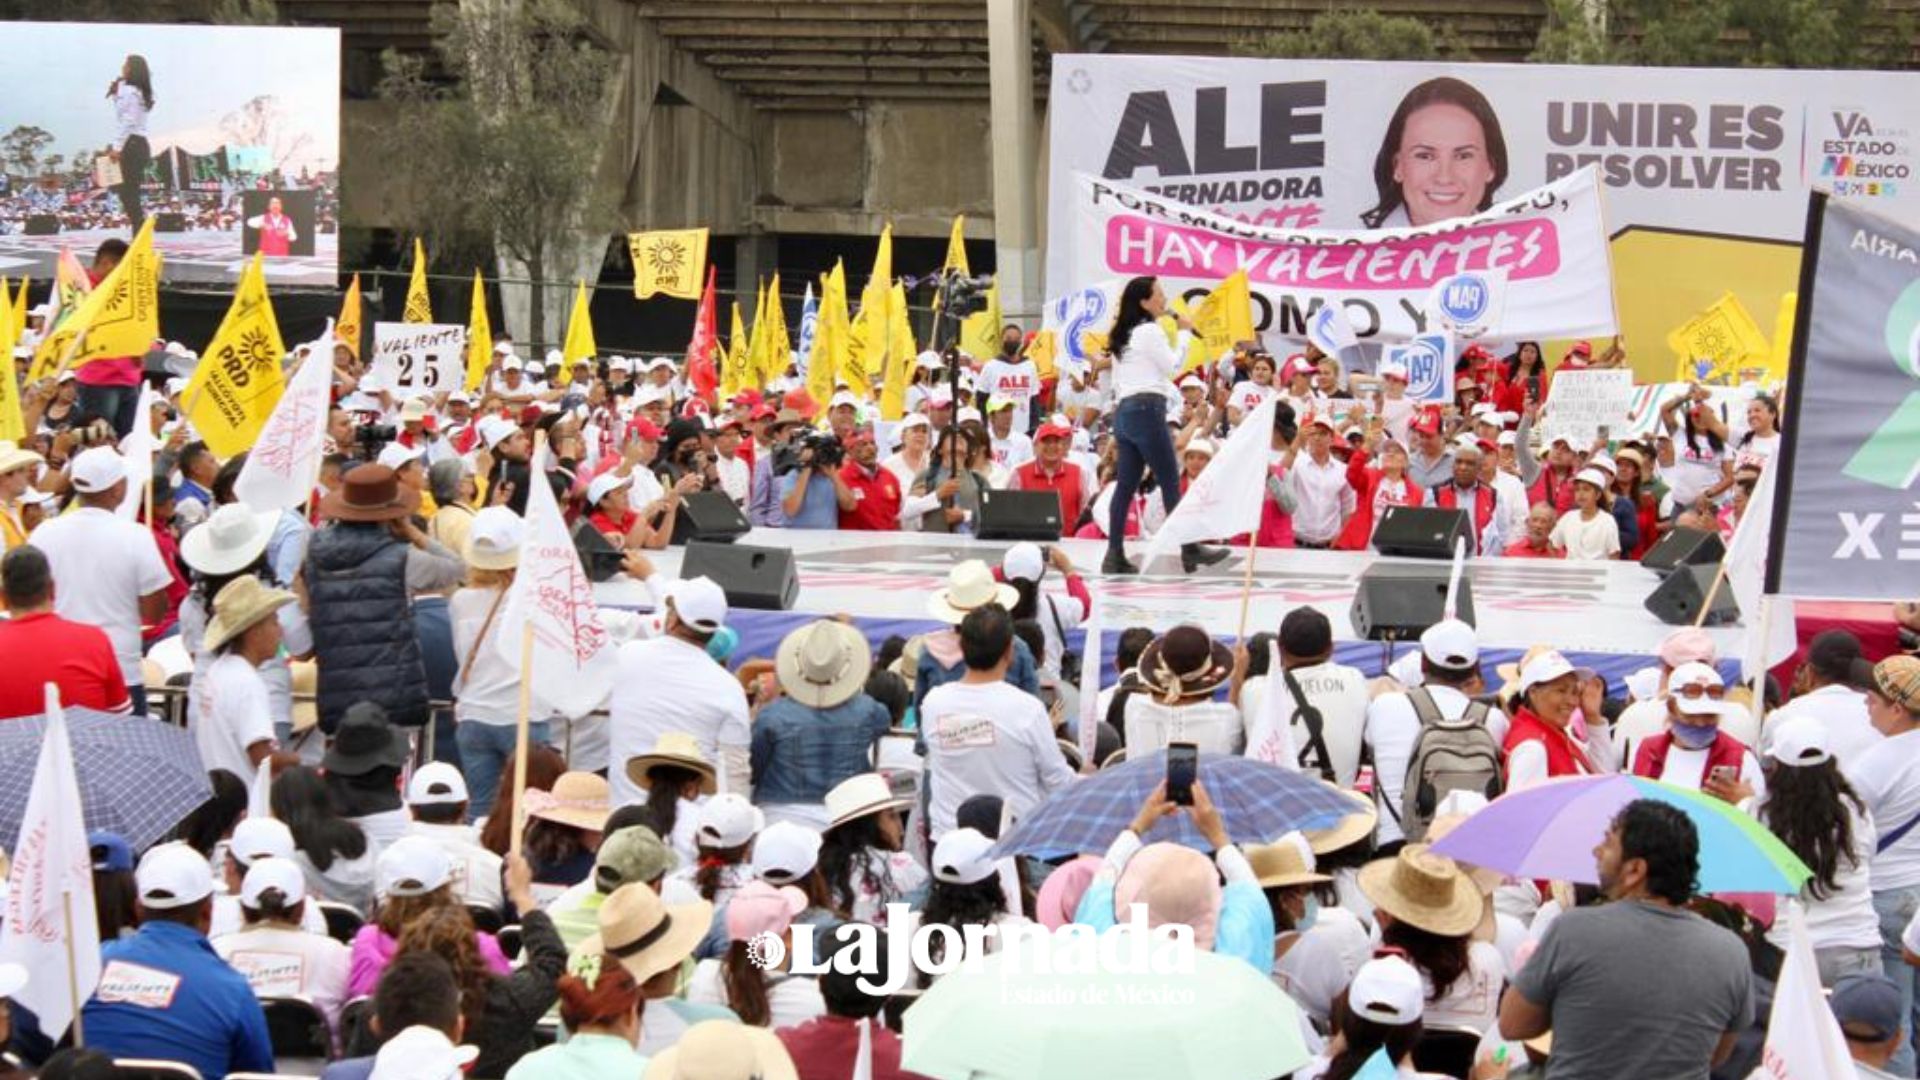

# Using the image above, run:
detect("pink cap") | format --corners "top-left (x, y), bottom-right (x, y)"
top-left (1658, 628), bottom-right (1717, 669)
top-left (1035, 854), bottom-right (1103, 931)
top-left (724, 880), bottom-right (807, 941)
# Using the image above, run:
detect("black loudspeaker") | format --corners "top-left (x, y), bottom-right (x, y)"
top-left (570, 520), bottom-right (625, 583)
top-left (670, 491), bottom-right (751, 545)
top-left (1351, 563), bottom-right (1476, 641)
top-left (153, 212), bottom-right (187, 232)
top-left (1372, 506), bottom-right (1473, 558)
top-left (24, 214), bottom-right (58, 236)
top-left (976, 488), bottom-right (1062, 541)
top-left (1640, 526), bottom-right (1726, 573)
top-left (681, 540), bottom-right (798, 611)
top-left (1645, 563), bottom-right (1740, 626)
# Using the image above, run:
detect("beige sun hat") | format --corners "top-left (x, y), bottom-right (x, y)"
top-left (774, 620), bottom-right (872, 710)
top-left (926, 559), bottom-right (1018, 624)
top-left (622, 731), bottom-right (718, 795)
top-left (641, 1019), bottom-right (798, 1080)
top-left (203, 576), bottom-right (295, 654)
top-left (1248, 833), bottom-right (1332, 889)
top-left (1303, 786), bottom-right (1379, 854)
top-left (524, 771), bottom-right (612, 833)
top-left (0, 441), bottom-right (43, 475)
top-left (1357, 844), bottom-right (1485, 938)
top-left (580, 882), bottom-right (714, 987)
top-left (824, 772), bottom-right (911, 831)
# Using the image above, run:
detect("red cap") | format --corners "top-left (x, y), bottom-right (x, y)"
top-left (517, 404), bottom-right (544, 427)
top-left (1460, 344), bottom-right (1494, 363)
top-left (1569, 340), bottom-right (1592, 358)
top-left (1477, 438), bottom-right (1497, 453)
top-left (750, 404), bottom-right (778, 421)
top-left (1410, 409), bottom-right (1443, 437)
top-left (1302, 412), bottom-right (1336, 432)
top-left (627, 418), bottom-right (664, 441)
top-left (681, 396), bottom-right (711, 418)
top-left (730, 389), bottom-right (763, 407)
top-left (1036, 422), bottom-right (1073, 443)
top-left (716, 415), bottom-right (744, 433)
top-left (783, 388), bottom-right (819, 420)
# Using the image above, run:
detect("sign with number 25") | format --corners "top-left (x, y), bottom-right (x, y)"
top-left (371, 322), bottom-right (467, 395)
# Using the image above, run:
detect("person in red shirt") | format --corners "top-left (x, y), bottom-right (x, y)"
top-left (0, 545), bottom-right (132, 715)
top-left (1009, 420), bottom-right (1086, 530)
top-left (838, 429), bottom-right (901, 531)
top-left (74, 239), bottom-right (146, 439)
top-left (777, 942), bottom-right (929, 1080)
top-left (1503, 503), bottom-right (1561, 559)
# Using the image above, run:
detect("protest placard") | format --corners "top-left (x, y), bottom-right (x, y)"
top-left (1543, 369), bottom-right (1634, 446)
top-left (371, 322), bottom-right (467, 396)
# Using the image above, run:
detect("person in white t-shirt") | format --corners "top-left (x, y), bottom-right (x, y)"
top-left (214, 857), bottom-right (352, 1039)
top-left (985, 395), bottom-right (1034, 473)
top-left (1228, 352), bottom-right (1279, 425)
top-left (978, 332), bottom-right (1040, 433)
top-left (1549, 467), bottom-right (1621, 560)
top-left (1625, 662), bottom-right (1766, 803)
top-left (403, 763), bottom-right (506, 915)
top-left (1241, 609), bottom-right (1369, 786)
top-left (1761, 631), bottom-right (1883, 765)
top-left (920, 604), bottom-right (1077, 841)
top-left (193, 577), bottom-right (295, 780)
top-left (1365, 620), bottom-right (1510, 849)
top-left (610, 577), bottom-right (752, 804)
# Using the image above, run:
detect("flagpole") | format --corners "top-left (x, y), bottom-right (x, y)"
top-left (509, 622), bottom-right (534, 863)
top-left (1234, 532), bottom-right (1259, 640)
top-left (60, 891), bottom-right (84, 1047)
top-left (1751, 596), bottom-right (1775, 727)
top-left (1691, 562), bottom-right (1733, 629)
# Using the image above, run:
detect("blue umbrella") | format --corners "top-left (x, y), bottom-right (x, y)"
top-left (0, 706), bottom-right (214, 853)
top-left (991, 751), bottom-right (1355, 858)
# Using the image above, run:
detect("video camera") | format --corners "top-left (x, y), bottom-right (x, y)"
top-left (936, 270), bottom-right (996, 321)
top-left (354, 423), bottom-right (397, 462)
top-left (773, 430), bottom-right (844, 475)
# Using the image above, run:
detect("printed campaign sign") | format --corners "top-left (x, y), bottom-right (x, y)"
top-left (1427, 269), bottom-right (1508, 337)
top-left (95, 960), bottom-right (181, 1009)
top-left (1384, 332), bottom-right (1456, 403)
top-left (228, 951), bottom-right (307, 999)
top-left (371, 322), bottom-right (467, 396)
top-left (1543, 369), bottom-right (1635, 446)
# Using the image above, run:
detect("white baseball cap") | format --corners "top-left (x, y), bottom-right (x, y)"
top-left (477, 415), bottom-right (518, 449)
top-left (1348, 954), bottom-right (1426, 1025)
top-left (1766, 716), bottom-right (1833, 767)
top-left (69, 446), bottom-right (127, 494)
top-left (136, 842), bottom-right (214, 910)
top-left (1517, 650), bottom-right (1578, 695)
top-left (665, 576), bottom-right (728, 633)
top-left (239, 856), bottom-right (308, 911)
top-left (1002, 541), bottom-right (1046, 583)
top-left (1573, 467), bottom-right (1611, 490)
top-left (957, 407), bottom-right (983, 425)
top-left (1419, 619), bottom-right (1478, 671)
top-left (1496, 431), bottom-right (1517, 448)
top-left (1667, 660), bottom-right (1728, 716)
top-left (829, 390), bottom-right (861, 410)
top-left (915, 350), bottom-right (943, 370)
top-left (899, 412), bottom-right (930, 432)
top-left (749, 821), bottom-right (822, 885)
top-left (694, 793), bottom-right (764, 849)
top-left (377, 835), bottom-right (453, 898)
top-left (586, 470), bottom-right (632, 507)
top-left (406, 761), bottom-right (470, 806)
top-left (376, 442), bottom-right (424, 471)
top-left (1589, 452), bottom-right (1617, 475)
top-left (229, 817), bottom-right (296, 867)
top-left (610, 356), bottom-right (633, 373)
top-left (369, 1024), bottom-right (479, 1080)
top-left (1184, 437), bottom-right (1216, 458)
top-left (931, 827), bottom-right (999, 885)
top-left (500, 357), bottom-right (525, 373)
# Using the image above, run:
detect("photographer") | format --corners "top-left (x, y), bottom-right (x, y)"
top-left (778, 428), bottom-right (855, 529)
top-left (747, 408), bottom-right (806, 528)
top-left (837, 429), bottom-right (901, 532)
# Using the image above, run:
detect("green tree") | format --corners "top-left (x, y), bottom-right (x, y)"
top-left (373, 0), bottom-right (617, 345)
top-left (1532, 0), bottom-right (1912, 67)
top-left (0, 126), bottom-right (54, 181)
top-left (1238, 9), bottom-right (1472, 60)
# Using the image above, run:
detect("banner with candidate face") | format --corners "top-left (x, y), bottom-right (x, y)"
top-left (1047, 56), bottom-right (1920, 373)
top-left (1772, 194), bottom-right (1920, 600)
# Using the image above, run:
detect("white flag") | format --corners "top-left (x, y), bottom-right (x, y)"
top-left (1244, 642), bottom-right (1299, 769)
top-left (247, 756), bottom-right (272, 821)
top-left (1756, 902), bottom-right (1856, 1079)
top-left (234, 322), bottom-right (336, 512)
top-left (495, 439), bottom-right (618, 717)
top-left (1076, 599), bottom-right (1102, 774)
top-left (114, 385), bottom-right (164, 520)
top-left (0, 686), bottom-right (101, 1039)
top-left (1142, 396), bottom-right (1277, 566)
top-left (1306, 303), bottom-right (1359, 358)
top-left (1723, 461), bottom-right (1797, 678)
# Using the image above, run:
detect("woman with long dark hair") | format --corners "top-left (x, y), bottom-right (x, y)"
top-left (818, 773), bottom-right (924, 930)
top-left (909, 828), bottom-right (1024, 987)
top-left (688, 881), bottom-right (826, 1028)
top-left (1099, 275), bottom-right (1225, 575)
top-left (270, 765), bottom-right (375, 910)
top-left (1358, 847), bottom-right (1505, 1033)
top-left (1301, 956), bottom-right (1449, 1080)
top-left (1361, 77), bottom-right (1508, 230)
top-left (106, 54), bottom-right (153, 233)
top-left (1757, 717), bottom-right (1883, 986)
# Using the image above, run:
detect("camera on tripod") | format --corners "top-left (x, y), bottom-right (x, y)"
top-left (354, 424), bottom-right (397, 462)
top-left (937, 270), bottom-right (995, 321)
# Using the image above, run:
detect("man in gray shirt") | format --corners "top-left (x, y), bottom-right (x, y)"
top-left (1500, 800), bottom-right (1754, 1079)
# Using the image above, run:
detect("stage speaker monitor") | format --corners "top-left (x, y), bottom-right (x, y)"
top-left (681, 540), bottom-right (798, 611)
top-left (1351, 564), bottom-right (1476, 641)
top-left (1645, 563), bottom-right (1741, 627)
top-left (1640, 526), bottom-right (1726, 573)
top-left (977, 488), bottom-right (1062, 542)
top-left (1372, 506), bottom-right (1473, 559)
top-left (570, 519), bottom-right (625, 583)
top-left (23, 214), bottom-right (59, 236)
top-left (153, 212), bottom-right (187, 233)
top-left (670, 491), bottom-right (751, 545)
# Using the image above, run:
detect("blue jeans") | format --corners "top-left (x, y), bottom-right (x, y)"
top-left (1108, 394), bottom-right (1182, 548)
top-left (75, 382), bottom-right (141, 440)
top-left (457, 720), bottom-right (551, 822)
top-left (1877, 885), bottom-right (1920, 1077)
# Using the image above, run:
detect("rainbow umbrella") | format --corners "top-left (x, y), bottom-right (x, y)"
top-left (1428, 774), bottom-right (1812, 895)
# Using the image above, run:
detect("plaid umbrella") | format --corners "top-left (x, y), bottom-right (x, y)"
top-left (0, 706), bottom-right (214, 853)
top-left (990, 751), bottom-right (1356, 859)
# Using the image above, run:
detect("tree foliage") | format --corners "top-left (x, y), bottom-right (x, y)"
top-left (1238, 9), bottom-right (1473, 61)
top-left (373, 0), bottom-right (618, 344)
top-left (1531, 0), bottom-right (1914, 68)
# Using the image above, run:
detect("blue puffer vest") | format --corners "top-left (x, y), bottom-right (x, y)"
top-left (303, 522), bottom-right (429, 732)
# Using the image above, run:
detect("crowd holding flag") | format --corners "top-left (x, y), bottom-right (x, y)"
top-left (181, 254), bottom-right (286, 457)
top-left (465, 270), bottom-right (493, 390)
top-left (403, 237), bottom-right (433, 323)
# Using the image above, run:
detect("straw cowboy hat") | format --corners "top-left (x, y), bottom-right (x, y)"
top-left (290, 660), bottom-right (318, 733)
top-left (1136, 624), bottom-right (1235, 703)
top-left (824, 772), bottom-right (911, 831)
top-left (623, 732), bottom-right (718, 795)
top-left (642, 1019), bottom-right (798, 1080)
top-left (320, 463), bottom-right (420, 522)
top-left (580, 882), bottom-right (713, 987)
top-left (525, 771), bottom-right (613, 833)
top-left (1358, 844), bottom-right (1485, 938)
top-left (180, 504), bottom-right (277, 576)
top-left (1248, 834), bottom-right (1332, 890)
top-left (775, 620), bottom-right (872, 710)
top-left (203, 577), bottom-right (295, 654)
top-left (0, 441), bottom-right (43, 475)
top-left (926, 559), bottom-right (1018, 624)
top-left (1303, 786), bottom-right (1378, 855)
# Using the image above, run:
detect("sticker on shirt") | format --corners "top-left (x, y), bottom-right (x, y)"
top-left (96, 960), bottom-right (183, 1010)
top-left (228, 951), bottom-right (307, 999)
top-left (934, 715), bottom-right (999, 750)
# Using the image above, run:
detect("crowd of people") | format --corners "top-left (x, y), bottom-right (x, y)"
top-left (0, 264), bottom-right (1912, 1080)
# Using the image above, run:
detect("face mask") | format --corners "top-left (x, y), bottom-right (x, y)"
top-left (1671, 721), bottom-right (1719, 750)
top-left (1296, 894), bottom-right (1320, 933)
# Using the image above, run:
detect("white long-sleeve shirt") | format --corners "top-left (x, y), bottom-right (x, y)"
top-left (1286, 454), bottom-right (1353, 545)
top-left (1111, 325), bottom-right (1189, 405)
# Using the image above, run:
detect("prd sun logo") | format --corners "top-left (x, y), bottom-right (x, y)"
top-left (646, 238), bottom-right (690, 281)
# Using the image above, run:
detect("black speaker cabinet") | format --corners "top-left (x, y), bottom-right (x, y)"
top-left (570, 519), bottom-right (626, 583)
top-left (1351, 563), bottom-right (1476, 641)
top-left (1645, 563), bottom-right (1740, 627)
top-left (1372, 506), bottom-right (1473, 559)
top-left (670, 491), bottom-right (751, 545)
top-left (977, 488), bottom-right (1063, 542)
top-left (153, 212), bottom-right (187, 233)
top-left (1640, 526), bottom-right (1726, 573)
top-left (24, 214), bottom-right (59, 236)
top-left (681, 540), bottom-right (798, 611)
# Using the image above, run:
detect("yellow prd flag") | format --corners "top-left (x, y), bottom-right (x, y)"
top-left (879, 282), bottom-right (917, 420)
top-left (844, 226), bottom-right (894, 401)
top-left (723, 300), bottom-right (751, 398)
top-left (943, 216), bottom-right (969, 276)
top-left (959, 280), bottom-right (1001, 361)
top-left (0, 284), bottom-right (23, 443)
top-left (1028, 328), bottom-right (1058, 381)
top-left (1769, 292), bottom-right (1796, 381)
top-left (27, 251), bottom-right (91, 384)
top-left (9, 278), bottom-right (26, 348)
top-left (336, 273), bottom-right (363, 360)
top-left (808, 261), bottom-right (850, 408)
top-left (465, 270), bottom-right (493, 391)
top-left (183, 255), bottom-right (286, 458)
top-left (1668, 290), bottom-right (1771, 384)
top-left (629, 228), bottom-right (709, 300)
top-left (759, 274), bottom-right (793, 388)
top-left (745, 278), bottom-right (769, 392)
top-left (56, 217), bottom-right (162, 375)
top-left (1181, 269), bottom-right (1255, 375)
top-left (560, 279), bottom-right (596, 384)
top-left (404, 238), bottom-right (433, 323)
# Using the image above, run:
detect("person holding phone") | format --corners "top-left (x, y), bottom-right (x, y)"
top-left (1628, 663), bottom-right (1765, 804)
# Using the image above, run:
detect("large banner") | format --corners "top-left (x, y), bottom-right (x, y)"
top-left (0, 22), bottom-right (340, 286)
top-left (1058, 168), bottom-right (1617, 344)
top-left (1046, 56), bottom-right (1920, 374)
top-left (1773, 194), bottom-right (1920, 600)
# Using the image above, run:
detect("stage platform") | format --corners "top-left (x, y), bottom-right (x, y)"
top-left (593, 531), bottom-right (1748, 689)
top-left (0, 226), bottom-right (336, 287)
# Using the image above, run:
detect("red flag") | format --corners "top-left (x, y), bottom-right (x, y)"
top-left (686, 266), bottom-right (719, 402)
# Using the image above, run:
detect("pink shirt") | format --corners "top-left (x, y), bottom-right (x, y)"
top-left (346, 922), bottom-right (512, 998)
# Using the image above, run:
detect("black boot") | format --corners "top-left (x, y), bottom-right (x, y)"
top-left (1102, 547), bottom-right (1137, 575)
top-left (1181, 543), bottom-right (1231, 574)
